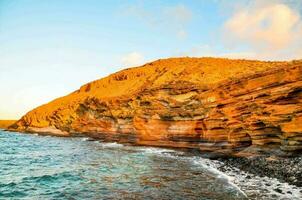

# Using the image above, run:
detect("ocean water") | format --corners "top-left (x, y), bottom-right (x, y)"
top-left (0, 130), bottom-right (301, 200)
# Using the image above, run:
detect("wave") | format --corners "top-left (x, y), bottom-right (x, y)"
top-left (99, 142), bottom-right (124, 148)
top-left (190, 157), bottom-right (302, 200)
top-left (192, 158), bottom-right (248, 198)
top-left (139, 147), bottom-right (176, 154)
top-left (81, 137), bottom-right (94, 141)
top-left (145, 149), bottom-right (302, 199)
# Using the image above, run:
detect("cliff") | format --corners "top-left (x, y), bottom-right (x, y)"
top-left (10, 57), bottom-right (302, 155)
top-left (0, 120), bottom-right (17, 129)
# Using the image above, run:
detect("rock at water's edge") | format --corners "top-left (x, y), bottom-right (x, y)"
top-left (9, 58), bottom-right (302, 155)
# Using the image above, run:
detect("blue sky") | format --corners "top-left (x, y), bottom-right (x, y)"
top-left (0, 0), bottom-right (302, 119)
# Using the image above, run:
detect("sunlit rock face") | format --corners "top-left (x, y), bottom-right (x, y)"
top-left (0, 120), bottom-right (16, 129)
top-left (10, 58), bottom-right (302, 154)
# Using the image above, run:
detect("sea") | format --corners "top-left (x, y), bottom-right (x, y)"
top-left (0, 130), bottom-right (301, 200)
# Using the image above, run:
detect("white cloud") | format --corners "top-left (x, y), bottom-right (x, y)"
top-left (124, 4), bottom-right (192, 39)
top-left (121, 52), bottom-right (145, 67)
top-left (223, 1), bottom-right (302, 60)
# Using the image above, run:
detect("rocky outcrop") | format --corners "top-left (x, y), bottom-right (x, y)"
top-left (9, 58), bottom-right (302, 155)
top-left (0, 120), bottom-right (16, 129)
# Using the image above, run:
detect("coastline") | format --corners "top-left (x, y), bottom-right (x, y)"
top-left (11, 59), bottom-right (302, 155)
top-left (7, 127), bottom-right (300, 157)
top-left (217, 156), bottom-right (302, 188)
top-left (5, 128), bottom-right (302, 189)
top-left (3, 130), bottom-right (301, 199)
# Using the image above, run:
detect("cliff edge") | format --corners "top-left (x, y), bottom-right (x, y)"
top-left (10, 57), bottom-right (302, 155)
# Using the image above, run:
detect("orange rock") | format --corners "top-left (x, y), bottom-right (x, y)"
top-left (0, 120), bottom-right (17, 129)
top-left (9, 57), bottom-right (302, 153)
top-left (281, 115), bottom-right (302, 133)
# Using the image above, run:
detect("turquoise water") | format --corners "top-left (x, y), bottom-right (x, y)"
top-left (0, 130), bottom-right (248, 200)
top-left (1, 130), bottom-right (300, 200)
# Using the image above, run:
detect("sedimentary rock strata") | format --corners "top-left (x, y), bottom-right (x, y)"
top-left (9, 58), bottom-right (302, 154)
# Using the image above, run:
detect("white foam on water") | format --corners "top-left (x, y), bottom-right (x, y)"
top-left (151, 151), bottom-right (248, 198)
top-left (100, 142), bottom-right (124, 148)
top-left (220, 165), bottom-right (302, 200)
top-left (81, 137), bottom-right (91, 141)
top-left (191, 157), bottom-right (302, 200)
top-left (191, 158), bottom-right (248, 198)
top-left (150, 150), bottom-right (302, 199)
top-left (139, 147), bottom-right (176, 154)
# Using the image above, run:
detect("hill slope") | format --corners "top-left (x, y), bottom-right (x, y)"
top-left (0, 120), bottom-right (17, 129)
top-left (10, 57), bottom-right (302, 154)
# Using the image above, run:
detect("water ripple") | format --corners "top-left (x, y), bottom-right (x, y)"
top-left (0, 130), bottom-right (293, 199)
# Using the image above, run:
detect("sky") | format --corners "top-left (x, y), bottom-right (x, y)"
top-left (0, 0), bottom-right (302, 119)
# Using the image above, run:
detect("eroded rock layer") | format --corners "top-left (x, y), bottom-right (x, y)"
top-left (10, 58), bottom-right (302, 153)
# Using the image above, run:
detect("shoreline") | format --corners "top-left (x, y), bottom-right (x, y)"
top-left (1, 129), bottom-right (302, 198)
top-left (216, 156), bottom-right (302, 188)
top-left (4, 129), bottom-right (302, 189)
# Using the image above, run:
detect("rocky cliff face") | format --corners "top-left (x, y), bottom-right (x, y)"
top-left (10, 58), bottom-right (302, 155)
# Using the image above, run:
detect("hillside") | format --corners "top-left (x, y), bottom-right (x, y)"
top-left (0, 120), bottom-right (17, 129)
top-left (9, 57), bottom-right (302, 154)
